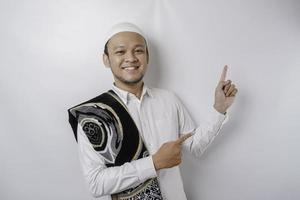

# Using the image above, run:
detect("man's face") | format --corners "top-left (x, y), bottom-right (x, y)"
top-left (103, 32), bottom-right (148, 86)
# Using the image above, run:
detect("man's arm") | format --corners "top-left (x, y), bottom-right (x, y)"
top-left (181, 107), bottom-right (228, 157)
top-left (77, 124), bottom-right (157, 197)
top-left (172, 90), bottom-right (228, 157)
top-left (180, 65), bottom-right (237, 157)
top-left (150, 66), bottom-right (238, 168)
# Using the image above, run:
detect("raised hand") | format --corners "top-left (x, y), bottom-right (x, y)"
top-left (152, 133), bottom-right (193, 170)
top-left (214, 65), bottom-right (238, 114)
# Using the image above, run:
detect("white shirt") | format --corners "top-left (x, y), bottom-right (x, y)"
top-left (77, 84), bottom-right (228, 200)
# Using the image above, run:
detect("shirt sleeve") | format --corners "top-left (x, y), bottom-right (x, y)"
top-left (77, 124), bottom-right (157, 198)
top-left (173, 93), bottom-right (228, 158)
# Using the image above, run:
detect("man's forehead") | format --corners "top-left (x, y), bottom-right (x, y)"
top-left (108, 32), bottom-right (147, 48)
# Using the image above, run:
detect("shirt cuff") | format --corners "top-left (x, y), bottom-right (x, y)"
top-left (211, 107), bottom-right (229, 125)
top-left (134, 156), bottom-right (157, 183)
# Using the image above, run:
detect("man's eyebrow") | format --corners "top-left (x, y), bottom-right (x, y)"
top-left (113, 44), bottom-right (146, 50)
top-left (134, 44), bottom-right (146, 48)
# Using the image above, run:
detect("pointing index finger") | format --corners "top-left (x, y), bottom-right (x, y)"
top-left (177, 133), bottom-right (193, 144)
top-left (219, 65), bottom-right (228, 82)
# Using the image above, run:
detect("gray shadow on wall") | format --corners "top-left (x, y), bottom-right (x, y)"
top-left (143, 39), bottom-right (162, 88)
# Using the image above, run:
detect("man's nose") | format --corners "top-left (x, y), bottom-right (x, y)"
top-left (125, 52), bottom-right (138, 62)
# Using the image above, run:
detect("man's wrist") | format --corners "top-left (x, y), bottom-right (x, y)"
top-left (152, 154), bottom-right (162, 171)
top-left (213, 104), bottom-right (227, 115)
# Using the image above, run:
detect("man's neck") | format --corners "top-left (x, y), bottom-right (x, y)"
top-left (114, 81), bottom-right (144, 99)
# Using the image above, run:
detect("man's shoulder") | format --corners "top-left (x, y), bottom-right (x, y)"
top-left (67, 91), bottom-right (109, 111)
top-left (148, 87), bottom-right (178, 100)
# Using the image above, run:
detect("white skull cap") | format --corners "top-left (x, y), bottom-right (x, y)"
top-left (105, 22), bottom-right (148, 44)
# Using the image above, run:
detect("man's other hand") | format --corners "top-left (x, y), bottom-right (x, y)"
top-left (214, 65), bottom-right (238, 114)
top-left (152, 133), bottom-right (193, 170)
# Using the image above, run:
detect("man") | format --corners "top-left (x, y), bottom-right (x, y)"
top-left (68, 22), bottom-right (238, 200)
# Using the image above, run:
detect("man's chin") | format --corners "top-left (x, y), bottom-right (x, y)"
top-left (116, 75), bottom-right (144, 85)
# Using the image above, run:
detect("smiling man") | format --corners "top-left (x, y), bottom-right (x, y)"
top-left (103, 30), bottom-right (149, 97)
top-left (68, 22), bottom-right (238, 200)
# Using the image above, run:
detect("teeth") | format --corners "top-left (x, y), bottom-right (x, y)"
top-left (124, 67), bottom-right (138, 70)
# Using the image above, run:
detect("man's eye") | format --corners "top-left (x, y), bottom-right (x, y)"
top-left (135, 49), bottom-right (144, 53)
top-left (115, 50), bottom-right (124, 54)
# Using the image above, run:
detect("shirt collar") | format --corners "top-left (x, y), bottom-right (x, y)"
top-left (111, 82), bottom-right (153, 105)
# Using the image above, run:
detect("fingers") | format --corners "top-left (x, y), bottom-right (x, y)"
top-left (229, 88), bottom-right (238, 96)
top-left (223, 80), bottom-right (231, 93)
top-left (176, 133), bottom-right (193, 144)
top-left (216, 65), bottom-right (229, 90)
top-left (219, 65), bottom-right (228, 82)
top-left (222, 79), bottom-right (238, 97)
top-left (225, 84), bottom-right (235, 96)
top-left (225, 84), bottom-right (238, 97)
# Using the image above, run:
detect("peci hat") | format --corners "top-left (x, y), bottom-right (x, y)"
top-left (104, 22), bottom-right (148, 45)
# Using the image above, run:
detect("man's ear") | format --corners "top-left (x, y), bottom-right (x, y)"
top-left (103, 53), bottom-right (110, 68)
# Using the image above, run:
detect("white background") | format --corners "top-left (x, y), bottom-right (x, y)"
top-left (1, 0), bottom-right (299, 199)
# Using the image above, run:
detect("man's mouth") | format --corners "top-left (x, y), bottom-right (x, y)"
top-left (121, 66), bottom-right (139, 70)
